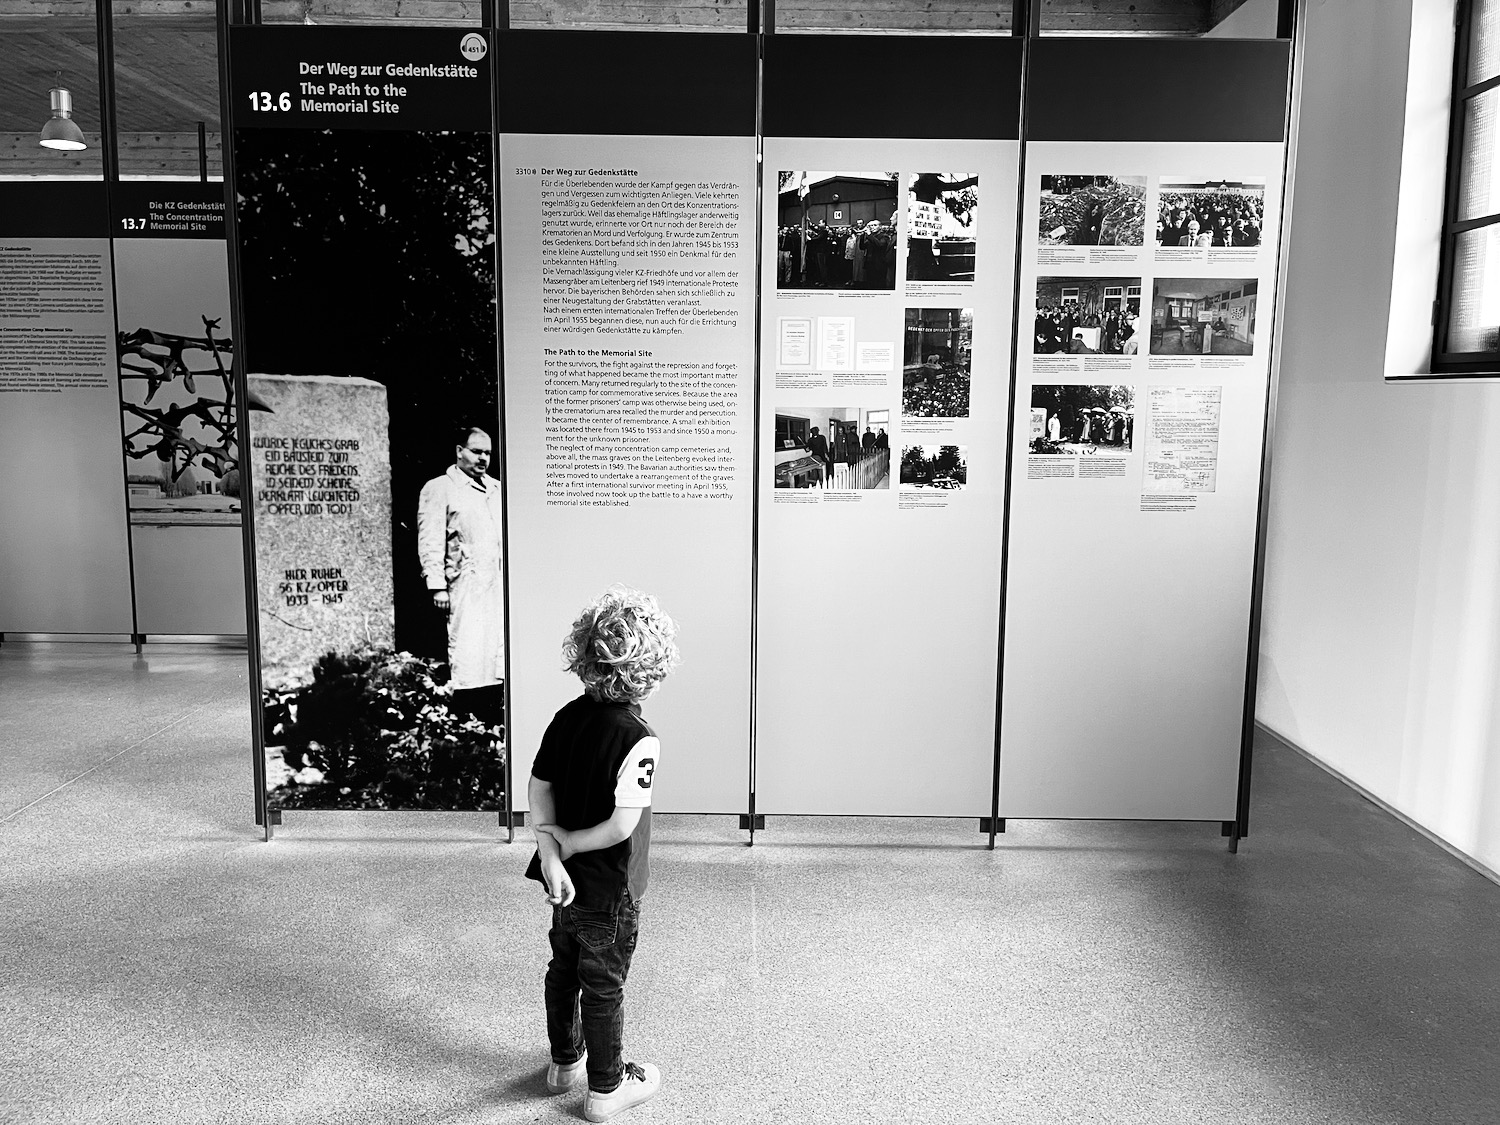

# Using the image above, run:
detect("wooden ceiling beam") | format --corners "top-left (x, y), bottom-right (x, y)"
top-left (1, 0), bottom-right (1228, 33)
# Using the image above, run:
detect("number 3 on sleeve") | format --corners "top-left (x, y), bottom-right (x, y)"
top-left (637, 757), bottom-right (655, 789)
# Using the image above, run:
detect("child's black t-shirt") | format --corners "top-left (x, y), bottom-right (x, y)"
top-left (528, 694), bottom-right (659, 909)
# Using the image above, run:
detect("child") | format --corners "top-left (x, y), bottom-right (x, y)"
top-left (526, 586), bottom-right (680, 1122)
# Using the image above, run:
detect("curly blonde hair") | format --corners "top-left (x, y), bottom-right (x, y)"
top-left (563, 586), bottom-right (681, 703)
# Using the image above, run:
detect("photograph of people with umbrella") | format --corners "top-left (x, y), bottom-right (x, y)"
top-left (1029, 384), bottom-right (1135, 455)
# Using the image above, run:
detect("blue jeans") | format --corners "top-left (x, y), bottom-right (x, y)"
top-left (545, 890), bottom-right (641, 1093)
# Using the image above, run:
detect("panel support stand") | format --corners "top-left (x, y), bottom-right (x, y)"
top-left (979, 817), bottom-right (1006, 835)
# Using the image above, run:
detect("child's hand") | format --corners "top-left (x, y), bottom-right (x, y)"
top-left (536, 823), bottom-right (578, 861)
top-left (540, 854), bottom-right (574, 907)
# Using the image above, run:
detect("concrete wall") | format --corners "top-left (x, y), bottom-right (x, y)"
top-left (1258, 0), bottom-right (1500, 875)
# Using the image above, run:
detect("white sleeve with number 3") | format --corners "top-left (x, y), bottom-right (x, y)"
top-left (613, 736), bottom-right (660, 809)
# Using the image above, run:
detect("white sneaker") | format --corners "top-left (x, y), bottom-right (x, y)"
top-left (546, 1053), bottom-right (587, 1094)
top-left (583, 1062), bottom-right (660, 1122)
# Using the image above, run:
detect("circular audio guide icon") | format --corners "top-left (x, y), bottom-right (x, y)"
top-left (460, 33), bottom-right (487, 62)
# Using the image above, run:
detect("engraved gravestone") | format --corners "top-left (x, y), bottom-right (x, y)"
top-left (247, 374), bottom-right (392, 690)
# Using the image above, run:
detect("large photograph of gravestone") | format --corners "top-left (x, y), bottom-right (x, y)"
top-left (903, 307), bottom-right (973, 417)
top-left (1038, 175), bottom-right (1146, 247)
top-left (115, 238), bottom-right (241, 528)
top-left (1156, 177), bottom-right (1266, 247)
top-left (1029, 385), bottom-right (1135, 454)
top-left (1150, 277), bottom-right (1257, 355)
top-left (776, 171), bottom-right (899, 290)
top-left (234, 126), bottom-right (505, 812)
top-left (906, 172), bottom-right (978, 283)
top-left (1034, 277), bottom-right (1143, 355)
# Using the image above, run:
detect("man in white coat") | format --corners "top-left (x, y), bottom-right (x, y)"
top-left (418, 425), bottom-right (505, 723)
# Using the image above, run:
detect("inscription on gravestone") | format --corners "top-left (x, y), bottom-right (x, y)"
top-left (248, 374), bottom-right (393, 689)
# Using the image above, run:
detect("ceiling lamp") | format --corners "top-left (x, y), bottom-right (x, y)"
top-left (39, 87), bottom-right (87, 151)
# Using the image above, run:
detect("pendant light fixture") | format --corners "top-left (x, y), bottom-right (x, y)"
top-left (39, 85), bottom-right (87, 151)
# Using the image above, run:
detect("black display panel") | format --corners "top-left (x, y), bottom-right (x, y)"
top-left (497, 30), bottom-right (758, 136)
top-left (763, 35), bottom-right (1023, 140)
top-left (228, 25), bottom-right (492, 132)
top-left (0, 182), bottom-right (109, 239)
top-left (1028, 39), bottom-right (1291, 143)
top-left (112, 182), bottom-right (227, 240)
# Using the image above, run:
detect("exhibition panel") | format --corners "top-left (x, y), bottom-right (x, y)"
top-left (211, 18), bottom-right (1297, 835)
top-left (112, 182), bottom-right (246, 635)
top-left (498, 31), bottom-right (758, 814)
top-left (754, 35), bottom-right (1023, 815)
top-left (226, 25), bottom-right (508, 815)
top-left (0, 183), bottom-right (136, 635)
top-left (998, 39), bottom-right (1292, 824)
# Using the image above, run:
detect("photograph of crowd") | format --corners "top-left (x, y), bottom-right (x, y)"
top-left (1150, 278), bottom-right (1257, 356)
top-left (1034, 278), bottom-right (1143, 355)
top-left (900, 444), bottom-right (967, 490)
top-left (773, 406), bottom-right (891, 490)
top-left (1038, 175), bottom-right (1146, 247)
top-left (1156, 178), bottom-right (1266, 248)
top-left (903, 307), bottom-right (973, 417)
top-left (907, 172), bottom-right (978, 282)
top-left (1029, 384), bottom-right (1135, 454)
top-left (777, 171), bottom-right (899, 290)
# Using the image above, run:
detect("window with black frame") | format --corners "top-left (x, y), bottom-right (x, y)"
top-left (1438, 0), bottom-right (1500, 371)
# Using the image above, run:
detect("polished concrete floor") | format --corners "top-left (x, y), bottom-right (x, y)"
top-left (2, 641), bottom-right (1498, 1124)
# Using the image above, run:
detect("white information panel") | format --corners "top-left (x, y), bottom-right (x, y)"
top-left (1001, 143), bottom-right (1285, 819)
top-left (756, 140), bottom-right (1018, 815)
top-left (501, 134), bottom-right (757, 813)
top-left (0, 236), bottom-right (134, 633)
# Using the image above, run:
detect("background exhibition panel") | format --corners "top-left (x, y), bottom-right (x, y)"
top-left (754, 35), bottom-right (1022, 816)
top-left (112, 182), bottom-right (246, 636)
top-left (0, 184), bottom-right (135, 635)
top-left (498, 32), bottom-right (758, 814)
top-left (227, 26), bottom-right (508, 816)
top-left (999, 39), bottom-right (1292, 822)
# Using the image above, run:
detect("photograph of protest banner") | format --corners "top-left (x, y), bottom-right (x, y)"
top-left (1038, 175), bottom-right (1146, 247)
top-left (1156, 178), bottom-right (1266, 248)
top-left (1150, 278), bottom-right (1257, 356)
top-left (773, 406), bottom-right (892, 490)
top-left (776, 171), bottom-right (899, 290)
top-left (900, 444), bottom-right (967, 490)
top-left (903, 307), bottom-right (973, 417)
top-left (906, 172), bottom-right (978, 282)
top-left (234, 126), bottom-right (506, 811)
top-left (1029, 385), bottom-right (1135, 454)
top-left (1034, 278), bottom-right (1143, 355)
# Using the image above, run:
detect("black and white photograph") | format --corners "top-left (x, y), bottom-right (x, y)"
top-left (1150, 277), bottom-right (1258, 355)
top-left (777, 171), bottom-right (899, 290)
top-left (903, 307), bottom-right (973, 417)
top-left (115, 239), bottom-right (240, 528)
top-left (906, 172), bottom-right (978, 282)
top-left (773, 406), bottom-right (891, 490)
top-left (1156, 177), bottom-right (1266, 247)
top-left (235, 126), bottom-right (507, 812)
top-left (1038, 174), bottom-right (1147, 247)
top-left (900, 443), bottom-right (967, 490)
top-left (1029, 385), bottom-right (1135, 454)
top-left (1034, 277), bottom-right (1143, 355)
